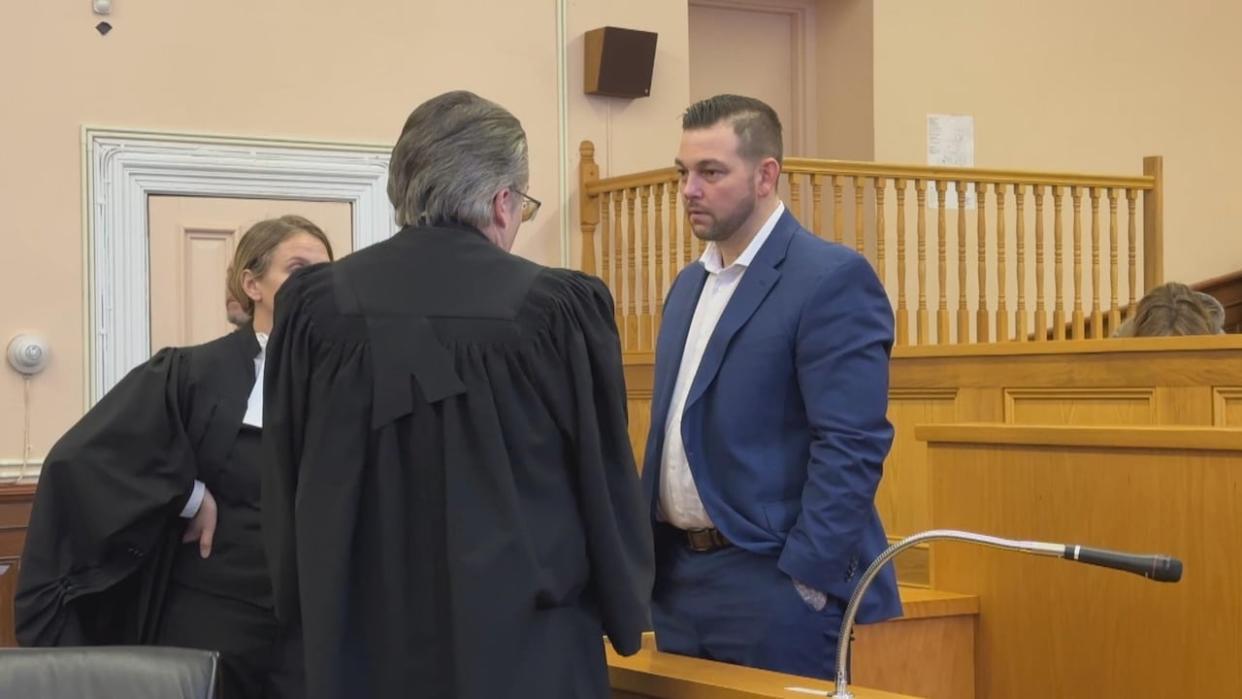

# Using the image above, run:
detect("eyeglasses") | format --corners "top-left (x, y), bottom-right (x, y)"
top-left (515, 190), bottom-right (542, 223)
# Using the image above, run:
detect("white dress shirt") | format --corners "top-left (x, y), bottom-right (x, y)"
top-left (180, 331), bottom-right (267, 519)
top-left (658, 203), bottom-right (785, 530)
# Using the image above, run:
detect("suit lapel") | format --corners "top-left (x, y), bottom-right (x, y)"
top-left (684, 212), bottom-right (797, 411)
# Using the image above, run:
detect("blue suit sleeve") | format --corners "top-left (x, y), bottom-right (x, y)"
top-left (776, 253), bottom-right (895, 600)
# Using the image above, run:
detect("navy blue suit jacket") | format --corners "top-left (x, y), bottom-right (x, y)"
top-left (642, 209), bottom-right (902, 623)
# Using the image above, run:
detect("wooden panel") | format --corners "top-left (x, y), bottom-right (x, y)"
top-left (924, 426), bottom-right (1242, 698)
top-left (0, 484), bottom-right (34, 648)
top-left (853, 616), bottom-right (974, 699)
top-left (889, 539), bottom-right (930, 588)
top-left (1002, 387), bottom-right (1154, 425)
top-left (881, 389), bottom-right (957, 541)
top-left (607, 638), bottom-right (919, 699)
top-left (0, 558), bottom-right (17, 647)
top-left (613, 586), bottom-right (976, 699)
top-left (1212, 387), bottom-right (1242, 427)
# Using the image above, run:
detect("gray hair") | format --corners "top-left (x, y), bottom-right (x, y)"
top-left (387, 91), bottom-right (529, 230)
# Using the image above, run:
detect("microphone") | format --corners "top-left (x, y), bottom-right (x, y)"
top-left (829, 529), bottom-right (1183, 699)
top-left (1063, 544), bottom-right (1182, 582)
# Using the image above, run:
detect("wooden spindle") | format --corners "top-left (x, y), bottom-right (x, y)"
top-left (1014, 184), bottom-right (1027, 342)
top-left (625, 188), bottom-right (639, 351)
top-left (956, 181), bottom-right (969, 343)
top-left (613, 190), bottom-right (625, 334)
top-left (976, 183), bottom-right (990, 342)
top-left (833, 175), bottom-right (845, 244)
top-left (1053, 186), bottom-right (1066, 340)
top-left (639, 185), bottom-right (653, 350)
top-left (579, 142), bottom-right (599, 277)
top-left (667, 183), bottom-right (679, 280)
top-left (1090, 187), bottom-right (1103, 338)
top-left (682, 209), bottom-right (694, 271)
top-left (875, 178), bottom-right (887, 285)
top-left (812, 174), bottom-right (825, 239)
top-left (1071, 186), bottom-right (1085, 340)
top-left (1127, 188), bottom-right (1139, 319)
top-left (654, 183), bottom-right (667, 329)
top-left (855, 176), bottom-right (866, 254)
top-left (790, 173), bottom-right (802, 224)
top-left (994, 183), bottom-right (1009, 342)
top-left (895, 179), bottom-right (910, 346)
top-left (935, 181), bottom-right (949, 344)
top-left (599, 191), bottom-right (612, 294)
top-left (916, 180), bottom-right (928, 345)
top-left (1109, 188), bottom-right (1120, 333)
top-left (1034, 185), bottom-right (1047, 341)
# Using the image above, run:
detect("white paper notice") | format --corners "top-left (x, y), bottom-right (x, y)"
top-left (927, 113), bottom-right (975, 209)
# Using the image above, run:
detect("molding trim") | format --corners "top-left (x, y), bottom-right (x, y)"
top-left (84, 128), bottom-right (394, 403)
top-left (1212, 387), bottom-right (1242, 427)
top-left (0, 459), bottom-right (43, 484)
top-left (889, 388), bottom-right (959, 402)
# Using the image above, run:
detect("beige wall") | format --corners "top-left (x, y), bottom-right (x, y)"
top-left (0, 0), bottom-right (691, 461)
top-left (872, 0), bottom-right (1242, 286)
top-left (816, 0), bottom-right (873, 161)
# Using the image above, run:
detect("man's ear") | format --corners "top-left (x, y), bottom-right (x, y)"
top-left (491, 187), bottom-right (517, 231)
top-left (756, 157), bottom-right (782, 197)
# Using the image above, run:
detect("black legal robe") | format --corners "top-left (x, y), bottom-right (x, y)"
top-left (16, 329), bottom-right (260, 646)
top-left (263, 223), bottom-right (655, 699)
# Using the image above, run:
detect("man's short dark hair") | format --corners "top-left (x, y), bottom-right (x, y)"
top-left (682, 94), bottom-right (783, 163)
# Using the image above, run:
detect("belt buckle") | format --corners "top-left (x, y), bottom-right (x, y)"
top-left (685, 527), bottom-right (725, 552)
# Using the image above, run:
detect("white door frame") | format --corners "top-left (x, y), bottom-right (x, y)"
top-left (84, 128), bottom-right (394, 403)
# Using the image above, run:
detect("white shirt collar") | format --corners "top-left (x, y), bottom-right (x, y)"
top-left (242, 331), bottom-right (268, 428)
top-left (700, 202), bottom-right (785, 274)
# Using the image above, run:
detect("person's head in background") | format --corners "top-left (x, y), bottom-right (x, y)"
top-left (387, 90), bottom-right (537, 252)
top-left (226, 215), bottom-right (335, 335)
top-left (1113, 282), bottom-right (1225, 337)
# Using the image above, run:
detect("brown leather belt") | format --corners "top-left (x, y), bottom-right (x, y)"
top-left (679, 527), bottom-right (732, 553)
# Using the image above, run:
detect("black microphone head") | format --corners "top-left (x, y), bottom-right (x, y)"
top-left (1151, 556), bottom-right (1183, 583)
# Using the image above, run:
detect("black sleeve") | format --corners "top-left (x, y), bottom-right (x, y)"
top-left (16, 348), bottom-right (197, 646)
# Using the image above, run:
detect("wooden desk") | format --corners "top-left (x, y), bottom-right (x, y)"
top-left (607, 634), bottom-right (921, 698)
top-left (854, 587), bottom-right (977, 699)
top-left (918, 423), bottom-right (1242, 698)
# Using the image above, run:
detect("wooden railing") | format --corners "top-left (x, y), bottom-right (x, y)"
top-left (579, 141), bottom-right (1163, 350)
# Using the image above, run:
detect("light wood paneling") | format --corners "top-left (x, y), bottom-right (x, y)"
top-left (623, 337), bottom-right (1242, 587)
top-left (881, 389), bottom-right (957, 544)
top-left (607, 636), bottom-right (920, 699)
top-left (921, 425), bottom-right (1242, 698)
top-left (1212, 387), bottom-right (1242, 427)
top-left (1002, 387), bottom-right (1154, 425)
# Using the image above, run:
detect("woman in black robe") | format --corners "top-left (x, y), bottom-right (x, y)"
top-left (16, 214), bottom-right (334, 699)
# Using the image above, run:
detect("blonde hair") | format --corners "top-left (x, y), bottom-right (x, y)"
top-left (225, 215), bottom-right (334, 318)
top-left (1115, 282), bottom-right (1223, 337)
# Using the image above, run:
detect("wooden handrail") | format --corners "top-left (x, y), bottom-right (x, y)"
top-left (579, 141), bottom-right (1164, 351)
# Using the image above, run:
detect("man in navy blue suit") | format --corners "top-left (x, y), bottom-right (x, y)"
top-left (642, 94), bottom-right (902, 680)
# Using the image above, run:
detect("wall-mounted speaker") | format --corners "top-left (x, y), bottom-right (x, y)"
top-left (584, 26), bottom-right (658, 99)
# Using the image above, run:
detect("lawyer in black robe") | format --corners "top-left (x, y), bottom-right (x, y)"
top-left (15, 330), bottom-right (297, 688)
top-left (17, 215), bottom-right (334, 698)
top-left (262, 222), bottom-right (655, 699)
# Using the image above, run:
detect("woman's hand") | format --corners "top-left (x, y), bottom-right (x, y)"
top-left (181, 487), bottom-right (218, 558)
